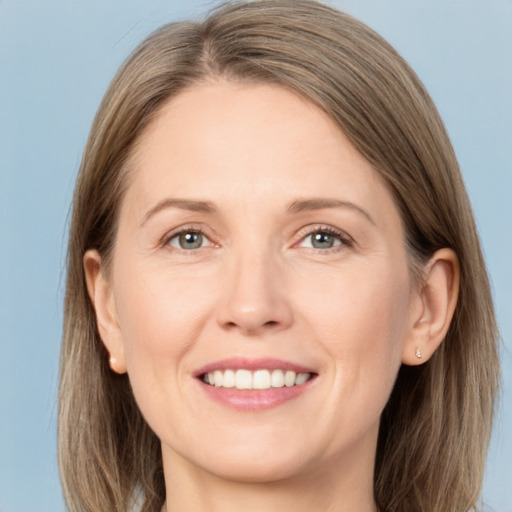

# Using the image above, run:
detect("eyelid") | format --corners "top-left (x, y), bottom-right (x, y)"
top-left (293, 224), bottom-right (354, 249)
top-left (159, 223), bottom-right (353, 251)
top-left (161, 223), bottom-right (217, 249)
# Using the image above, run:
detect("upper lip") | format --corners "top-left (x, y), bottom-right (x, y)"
top-left (194, 357), bottom-right (316, 377)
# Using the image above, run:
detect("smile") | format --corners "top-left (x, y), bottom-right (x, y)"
top-left (195, 358), bottom-right (317, 410)
top-left (201, 369), bottom-right (313, 390)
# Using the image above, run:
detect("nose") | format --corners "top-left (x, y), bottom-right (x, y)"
top-left (216, 249), bottom-right (293, 336)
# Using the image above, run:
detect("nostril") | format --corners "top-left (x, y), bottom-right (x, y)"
top-left (217, 289), bottom-right (294, 334)
top-left (224, 319), bottom-right (279, 331)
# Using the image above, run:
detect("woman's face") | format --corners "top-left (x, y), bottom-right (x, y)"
top-left (96, 82), bottom-right (422, 483)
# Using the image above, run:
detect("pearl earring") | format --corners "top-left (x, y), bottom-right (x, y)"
top-left (415, 347), bottom-right (422, 359)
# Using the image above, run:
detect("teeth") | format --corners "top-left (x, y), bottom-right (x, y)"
top-left (295, 372), bottom-right (310, 385)
top-left (253, 369), bottom-right (271, 390)
top-left (223, 369), bottom-right (235, 388)
top-left (271, 369), bottom-right (285, 388)
top-left (235, 369), bottom-right (252, 390)
top-left (203, 369), bottom-right (312, 390)
top-left (285, 370), bottom-right (295, 387)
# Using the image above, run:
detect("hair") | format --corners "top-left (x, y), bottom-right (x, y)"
top-left (58, 1), bottom-right (500, 511)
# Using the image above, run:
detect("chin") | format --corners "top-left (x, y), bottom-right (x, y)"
top-left (163, 428), bottom-right (317, 484)
top-left (200, 452), bottom-right (311, 484)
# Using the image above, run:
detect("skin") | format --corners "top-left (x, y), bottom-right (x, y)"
top-left (85, 81), bottom-right (459, 512)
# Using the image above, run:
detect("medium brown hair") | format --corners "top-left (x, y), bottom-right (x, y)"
top-left (59, 1), bottom-right (499, 511)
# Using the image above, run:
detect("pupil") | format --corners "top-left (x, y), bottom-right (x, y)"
top-left (179, 232), bottom-right (202, 249)
top-left (312, 232), bottom-right (334, 249)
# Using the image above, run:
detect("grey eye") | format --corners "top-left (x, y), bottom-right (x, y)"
top-left (169, 231), bottom-right (207, 250)
top-left (300, 231), bottom-right (342, 249)
top-left (311, 232), bottom-right (336, 249)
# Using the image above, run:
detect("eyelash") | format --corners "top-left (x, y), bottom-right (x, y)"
top-left (295, 225), bottom-right (353, 252)
top-left (161, 224), bottom-right (353, 252)
top-left (162, 224), bottom-right (215, 251)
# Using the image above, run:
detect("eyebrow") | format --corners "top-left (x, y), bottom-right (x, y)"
top-left (140, 197), bottom-right (375, 226)
top-left (140, 198), bottom-right (217, 226)
top-left (286, 198), bottom-right (375, 225)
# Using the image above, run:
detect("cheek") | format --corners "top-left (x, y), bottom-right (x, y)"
top-left (112, 262), bottom-right (217, 372)
top-left (309, 273), bottom-right (410, 457)
top-left (298, 262), bottom-right (410, 405)
top-left (111, 263), bottom-right (220, 433)
top-left (299, 259), bottom-right (410, 347)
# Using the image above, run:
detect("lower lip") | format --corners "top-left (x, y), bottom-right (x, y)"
top-left (198, 379), bottom-right (314, 411)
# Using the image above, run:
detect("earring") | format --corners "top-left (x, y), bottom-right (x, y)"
top-left (109, 356), bottom-right (117, 370)
top-left (415, 347), bottom-right (422, 359)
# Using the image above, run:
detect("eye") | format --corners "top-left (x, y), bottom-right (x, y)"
top-left (167, 230), bottom-right (211, 250)
top-left (298, 228), bottom-right (348, 250)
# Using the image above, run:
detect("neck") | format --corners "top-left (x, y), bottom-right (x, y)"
top-left (161, 441), bottom-right (377, 512)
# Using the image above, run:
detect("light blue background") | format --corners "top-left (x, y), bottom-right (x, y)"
top-left (0, 1), bottom-right (510, 511)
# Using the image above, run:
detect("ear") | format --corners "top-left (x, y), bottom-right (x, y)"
top-left (83, 249), bottom-right (127, 374)
top-left (402, 248), bottom-right (460, 366)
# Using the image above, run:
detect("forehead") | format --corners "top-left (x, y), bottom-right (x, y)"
top-left (122, 81), bottom-right (398, 225)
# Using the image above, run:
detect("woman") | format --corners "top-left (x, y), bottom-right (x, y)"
top-left (58, 1), bottom-right (499, 511)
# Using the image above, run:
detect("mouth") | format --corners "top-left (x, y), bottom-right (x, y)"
top-left (200, 368), bottom-right (314, 390)
top-left (194, 358), bottom-right (317, 410)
